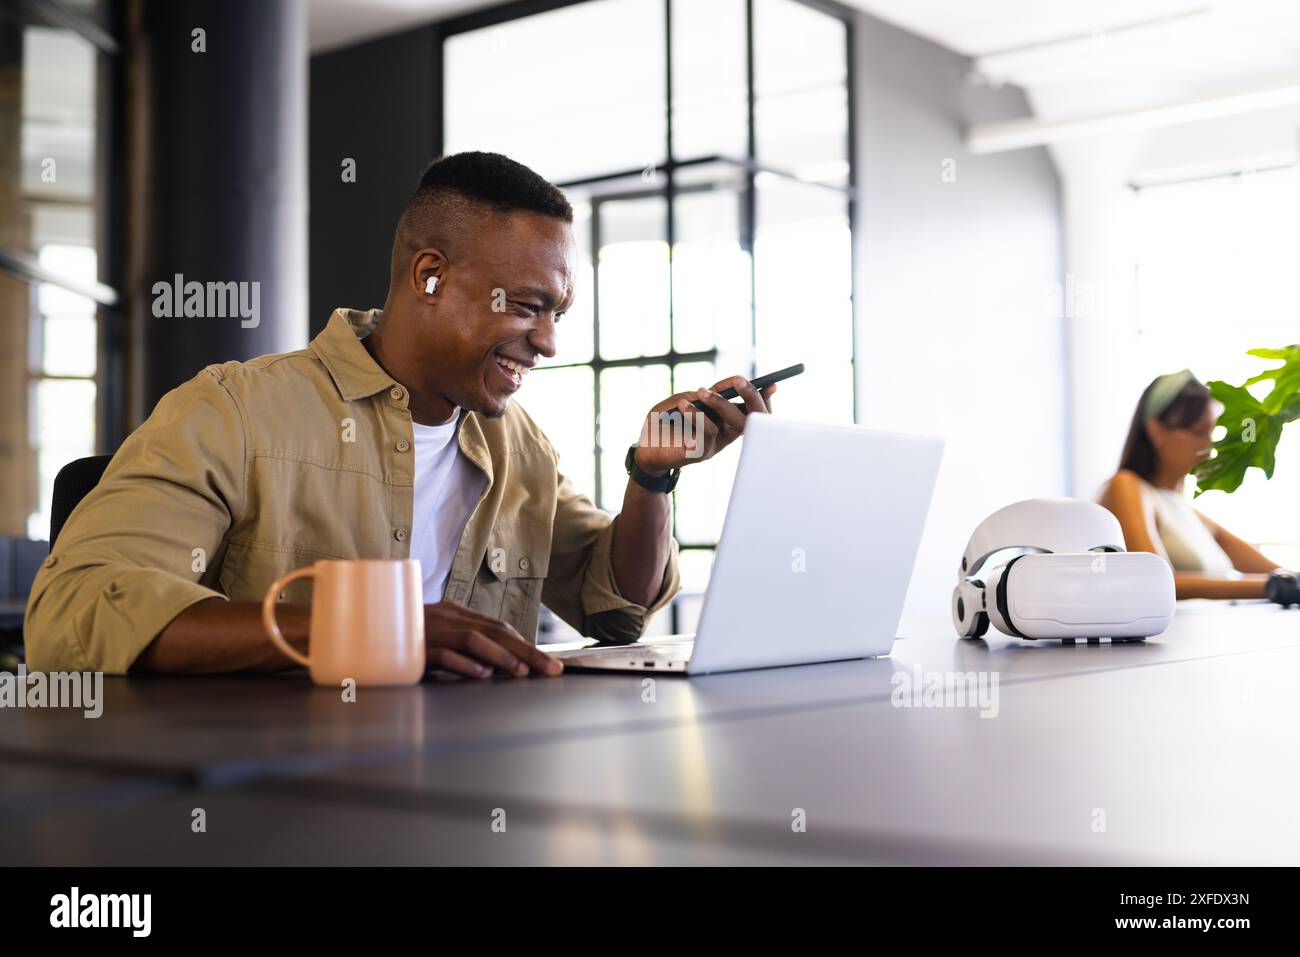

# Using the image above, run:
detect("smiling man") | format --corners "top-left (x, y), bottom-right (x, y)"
top-left (25, 152), bottom-right (774, 678)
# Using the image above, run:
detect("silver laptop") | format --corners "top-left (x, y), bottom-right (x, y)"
top-left (551, 415), bottom-right (943, 675)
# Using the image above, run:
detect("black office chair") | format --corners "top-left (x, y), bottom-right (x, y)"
top-left (50, 454), bottom-right (113, 550)
top-left (3, 454), bottom-right (114, 668)
top-left (1, 536), bottom-right (47, 668)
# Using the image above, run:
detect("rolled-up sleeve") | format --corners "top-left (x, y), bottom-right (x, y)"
top-left (542, 471), bottom-right (680, 643)
top-left (23, 367), bottom-right (247, 674)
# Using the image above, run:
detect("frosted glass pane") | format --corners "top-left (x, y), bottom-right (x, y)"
top-left (40, 315), bottom-right (97, 376)
top-left (754, 176), bottom-right (852, 423)
top-left (672, 359), bottom-right (716, 395)
top-left (598, 364), bottom-right (671, 510)
top-left (34, 378), bottom-right (95, 449)
top-left (21, 28), bottom-right (96, 206)
top-left (671, 547), bottom-right (717, 634)
top-left (31, 378), bottom-right (96, 542)
top-left (37, 244), bottom-right (97, 317)
top-left (671, 0), bottom-right (747, 161)
top-left (444, 0), bottom-right (666, 184)
top-left (671, 188), bottom-right (752, 356)
top-left (597, 197), bottom-right (670, 360)
top-left (519, 366), bottom-right (596, 502)
top-left (673, 439), bottom-right (740, 544)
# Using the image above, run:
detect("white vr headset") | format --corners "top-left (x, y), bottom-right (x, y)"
top-left (953, 498), bottom-right (1175, 641)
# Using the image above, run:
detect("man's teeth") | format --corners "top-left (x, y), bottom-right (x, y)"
top-left (496, 356), bottom-right (529, 381)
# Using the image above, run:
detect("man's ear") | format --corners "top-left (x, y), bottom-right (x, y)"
top-left (412, 248), bottom-right (448, 302)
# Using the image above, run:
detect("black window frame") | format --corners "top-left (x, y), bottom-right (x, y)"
top-left (437, 0), bottom-right (858, 630)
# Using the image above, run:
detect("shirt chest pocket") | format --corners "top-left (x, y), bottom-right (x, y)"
top-left (466, 525), bottom-right (553, 642)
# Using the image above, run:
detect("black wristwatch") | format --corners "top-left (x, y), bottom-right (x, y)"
top-left (625, 445), bottom-right (680, 494)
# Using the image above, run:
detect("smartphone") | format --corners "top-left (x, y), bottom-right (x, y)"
top-left (659, 363), bottom-right (804, 423)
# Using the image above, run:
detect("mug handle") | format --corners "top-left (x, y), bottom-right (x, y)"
top-left (261, 565), bottom-right (316, 668)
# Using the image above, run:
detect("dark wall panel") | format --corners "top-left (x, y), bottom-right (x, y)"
top-left (308, 27), bottom-right (438, 337)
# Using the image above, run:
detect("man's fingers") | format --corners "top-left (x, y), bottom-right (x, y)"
top-left (731, 377), bottom-right (769, 415)
top-left (462, 630), bottom-right (529, 677)
top-left (670, 396), bottom-right (721, 443)
top-left (681, 395), bottom-right (733, 431)
top-left (707, 374), bottom-right (774, 416)
top-left (466, 613), bottom-right (563, 676)
top-left (428, 602), bottom-right (562, 676)
top-left (427, 646), bottom-right (493, 679)
top-left (485, 623), bottom-right (564, 675)
top-left (694, 388), bottom-right (747, 433)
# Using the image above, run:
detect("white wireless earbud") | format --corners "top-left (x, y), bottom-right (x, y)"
top-left (425, 275), bottom-right (439, 295)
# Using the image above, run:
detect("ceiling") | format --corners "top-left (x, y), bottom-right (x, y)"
top-left (850, 0), bottom-right (1300, 177)
top-left (845, 0), bottom-right (1213, 57)
top-left (309, 0), bottom-right (1300, 155)
top-left (311, 0), bottom-right (1300, 99)
top-left (308, 0), bottom-right (486, 53)
top-left (311, 0), bottom-right (1200, 55)
top-left (851, 0), bottom-right (1300, 112)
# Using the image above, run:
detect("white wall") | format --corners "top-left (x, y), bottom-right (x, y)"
top-left (853, 13), bottom-right (1069, 634)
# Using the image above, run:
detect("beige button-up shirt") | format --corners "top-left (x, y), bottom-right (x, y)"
top-left (25, 308), bottom-right (680, 674)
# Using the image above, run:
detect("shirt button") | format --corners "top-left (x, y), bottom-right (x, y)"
top-left (394, 528), bottom-right (408, 542)
top-left (43, 555), bottom-right (57, 568)
top-left (396, 439), bottom-right (410, 452)
top-left (389, 386), bottom-right (405, 402)
top-left (518, 557), bottom-right (530, 572)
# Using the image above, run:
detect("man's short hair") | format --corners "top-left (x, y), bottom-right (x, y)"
top-left (391, 152), bottom-right (573, 281)
top-left (416, 152), bottom-right (573, 221)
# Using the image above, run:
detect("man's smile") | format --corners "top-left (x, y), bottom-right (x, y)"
top-left (492, 351), bottom-right (533, 391)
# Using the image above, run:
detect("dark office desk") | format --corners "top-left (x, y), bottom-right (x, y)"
top-left (1, 601), bottom-right (1296, 865)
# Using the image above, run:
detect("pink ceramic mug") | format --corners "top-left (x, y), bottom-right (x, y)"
top-left (261, 559), bottom-right (425, 687)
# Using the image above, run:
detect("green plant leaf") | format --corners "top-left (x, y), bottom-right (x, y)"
top-left (1193, 348), bottom-right (1300, 495)
top-left (1245, 346), bottom-right (1299, 360)
top-left (1282, 395), bottom-right (1300, 422)
top-left (1242, 344), bottom-right (1300, 414)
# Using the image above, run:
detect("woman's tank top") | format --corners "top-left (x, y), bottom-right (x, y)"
top-left (1143, 481), bottom-right (1236, 574)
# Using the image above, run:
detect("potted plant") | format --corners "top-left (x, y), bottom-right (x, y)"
top-left (1195, 345), bottom-right (1300, 495)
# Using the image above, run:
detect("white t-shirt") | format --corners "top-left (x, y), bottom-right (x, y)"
top-left (409, 413), bottom-right (487, 603)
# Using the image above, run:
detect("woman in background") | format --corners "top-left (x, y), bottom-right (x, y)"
top-left (1099, 369), bottom-right (1291, 600)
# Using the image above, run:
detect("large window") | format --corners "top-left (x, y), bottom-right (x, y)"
top-left (443, 0), bottom-right (855, 633)
top-left (0, 1), bottom-right (118, 541)
top-left (1134, 166), bottom-right (1300, 565)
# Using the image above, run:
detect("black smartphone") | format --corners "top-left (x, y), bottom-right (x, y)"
top-left (659, 363), bottom-right (804, 423)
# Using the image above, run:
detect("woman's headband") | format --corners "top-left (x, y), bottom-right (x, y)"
top-left (1143, 368), bottom-right (1198, 421)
